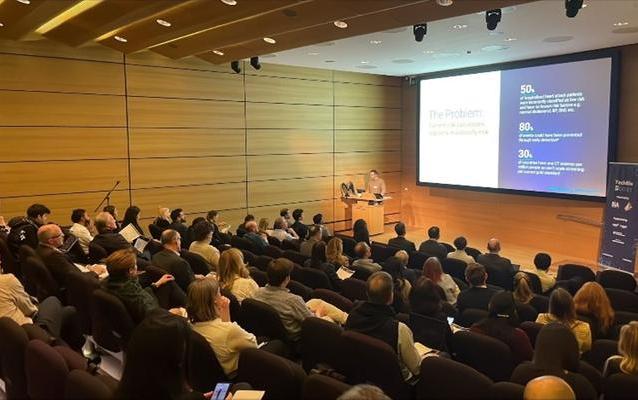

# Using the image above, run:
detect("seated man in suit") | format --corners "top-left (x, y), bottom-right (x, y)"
top-left (300, 225), bottom-right (322, 257)
top-left (456, 263), bottom-right (501, 312)
top-left (352, 242), bottom-right (382, 276)
top-left (477, 238), bottom-right (516, 290)
top-left (36, 224), bottom-right (105, 287)
top-left (244, 220), bottom-right (268, 253)
top-left (388, 222), bottom-right (416, 252)
top-left (418, 226), bottom-right (447, 261)
top-left (152, 229), bottom-right (200, 292)
top-left (92, 211), bottom-right (132, 256)
top-left (236, 214), bottom-right (255, 238)
top-left (290, 208), bottom-right (308, 240)
top-left (345, 271), bottom-right (423, 380)
top-left (168, 208), bottom-right (189, 248)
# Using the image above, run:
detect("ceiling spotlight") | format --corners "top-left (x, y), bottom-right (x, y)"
top-left (212, 50), bottom-right (224, 56)
top-left (452, 24), bottom-right (468, 30)
top-left (263, 37), bottom-right (276, 44)
top-left (114, 35), bottom-right (127, 43)
top-left (369, 40), bottom-right (382, 45)
top-left (436, 0), bottom-right (453, 6)
top-left (230, 61), bottom-right (241, 74)
top-left (423, 50), bottom-right (435, 54)
top-left (16, 0), bottom-right (31, 4)
top-left (485, 9), bottom-right (502, 31)
top-left (505, 37), bottom-right (517, 42)
top-left (221, 0), bottom-right (237, 5)
top-left (250, 56), bottom-right (261, 70)
top-left (307, 52), bottom-right (319, 56)
top-left (413, 23), bottom-right (427, 42)
top-left (565, 0), bottom-right (583, 18)
top-left (156, 19), bottom-right (171, 27)
top-left (333, 20), bottom-right (348, 29)
top-left (0, 22), bottom-right (4, 27)
top-left (613, 22), bottom-right (629, 27)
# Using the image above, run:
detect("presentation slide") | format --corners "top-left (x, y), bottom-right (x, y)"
top-left (418, 55), bottom-right (615, 198)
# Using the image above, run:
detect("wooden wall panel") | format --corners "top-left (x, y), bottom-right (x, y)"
top-left (335, 106), bottom-right (402, 130)
top-left (0, 54), bottom-right (124, 94)
top-left (248, 176), bottom-right (333, 207)
top-left (336, 152), bottom-right (401, 175)
top-left (126, 51), bottom-right (233, 73)
top-left (245, 74), bottom-right (333, 105)
top-left (0, 91), bottom-right (126, 126)
top-left (0, 38), bottom-right (123, 63)
top-left (249, 200), bottom-right (334, 223)
top-left (128, 97), bottom-right (245, 128)
top-left (0, 127), bottom-right (128, 161)
top-left (247, 129), bottom-right (333, 155)
top-left (248, 63), bottom-right (332, 81)
top-left (336, 130), bottom-right (401, 152)
top-left (126, 65), bottom-right (244, 101)
top-left (246, 103), bottom-right (332, 129)
top-left (130, 157), bottom-right (246, 189)
top-left (132, 183), bottom-right (247, 214)
top-left (333, 70), bottom-right (401, 87)
top-left (129, 129), bottom-right (245, 158)
top-left (334, 82), bottom-right (401, 108)
top-left (247, 154), bottom-right (333, 181)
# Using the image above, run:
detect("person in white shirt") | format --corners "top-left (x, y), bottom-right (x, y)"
top-left (69, 208), bottom-right (94, 255)
top-left (447, 236), bottom-right (476, 265)
top-left (188, 220), bottom-right (220, 270)
top-left (187, 277), bottom-right (257, 378)
top-left (270, 216), bottom-right (299, 243)
top-left (218, 248), bottom-right (259, 303)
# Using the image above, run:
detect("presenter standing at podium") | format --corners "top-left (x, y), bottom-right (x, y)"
top-left (367, 169), bottom-right (386, 196)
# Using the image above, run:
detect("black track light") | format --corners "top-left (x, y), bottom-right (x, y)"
top-left (413, 23), bottom-right (427, 42)
top-left (230, 60), bottom-right (241, 74)
top-left (250, 56), bottom-right (261, 70)
top-left (485, 9), bottom-right (502, 31)
top-left (565, 0), bottom-right (583, 18)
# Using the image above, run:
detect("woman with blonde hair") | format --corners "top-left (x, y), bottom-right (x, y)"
top-left (217, 248), bottom-right (258, 303)
top-left (153, 207), bottom-right (171, 230)
top-left (536, 288), bottom-right (592, 353)
top-left (326, 237), bottom-right (349, 268)
top-left (513, 272), bottom-right (534, 304)
top-left (574, 281), bottom-right (615, 339)
top-left (603, 321), bottom-right (638, 377)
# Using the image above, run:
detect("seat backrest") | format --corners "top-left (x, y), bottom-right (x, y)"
top-left (148, 224), bottom-right (164, 240)
top-left (267, 236), bottom-right (282, 247)
top-left (0, 236), bottom-right (20, 276)
top-left (458, 308), bottom-right (489, 328)
top-left (253, 255), bottom-right (273, 272)
top-left (416, 356), bottom-right (493, 399)
top-left (529, 295), bottom-right (549, 313)
top-left (220, 288), bottom-right (241, 322)
top-left (485, 264), bottom-right (514, 291)
top-left (301, 317), bottom-right (344, 372)
top-left (605, 288), bottom-right (638, 313)
top-left (65, 271), bottom-right (100, 334)
top-left (408, 251), bottom-right (429, 269)
top-left (302, 374), bottom-right (351, 400)
top-left (465, 247), bottom-right (482, 261)
top-left (311, 288), bottom-right (353, 312)
top-left (265, 245), bottom-right (284, 259)
top-left (288, 280), bottom-right (313, 301)
top-left (604, 373), bottom-right (638, 400)
top-left (180, 249), bottom-right (212, 275)
top-left (25, 339), bottom-right (70, 400)
top-left (237, 348), bottom-right (307, 400)
top-left (336, 235), bottom-right (356, 258)
top-left (452, 330), bottom-right (514, 382)
top-left (248, 267), bottom-right (267, 287)
top-left (281, 239), bottom-right (301, 252)
top-left (18, 244), bottom-right (37, 265)
top-left (301, 267), bottom-right (332, 290)
top-left (370, 242), bottom-right (395, 263)
top-left (440, 242), bottom-right (455, 253)
top-left (340, 330), bottom-right (410, 400)
top-left (408, 312), bottom-right (451, 353)
top-left (88, 241), bottom-right (108, 263)
top-left (340, 277), bottom-right (367, 302)
top-left (489, 381), bottom-right (525, 400)
top-left (91, 289), bottom-right (135, 352)
top-left (442, 258), bottom-right (468, 281)
top-left (231, 236), bottom-right (256, 253)
top-left (283, 249), bottom-right (309, 266)
top-left (0, 317), bottom-right (30, 399)
top-left (521, 271), bottom-right (543, 294)
top-left (241, 249), bottom-right (256, 266)
top-left (239, 298), bottom-right (288, 342)
top-left (24, 255), bottom-right (60, 302)
top-left (187, 330), bottom-right (228, 392)
top-left (519, 321), bottom-right (543, 348)
top-left (516, 302), bottom-right (538, 323)
top-left (582, 339), bottom-right (619, 372)
top-left (557, 264), bottom-right (596, 282)
top-left (598, 269), bottom-right (637, 292)
top-left (64, 369), bottom-right (114, 400)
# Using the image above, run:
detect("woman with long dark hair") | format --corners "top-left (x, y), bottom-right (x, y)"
top-left (384, 256), bottom-right (411, 313)
top-left (304, 241), bottom-right (341, 291)
top-left (353, 219), bottom-right (370, 245)
top-left (122, 205), bottom-right (144, 236)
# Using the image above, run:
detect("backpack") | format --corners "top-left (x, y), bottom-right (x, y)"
top-left (7, 218), bottom-right (39, 256)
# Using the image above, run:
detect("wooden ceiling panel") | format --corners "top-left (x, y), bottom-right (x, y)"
top-left (43, 0), bottom-right (181, 47)
top-left (0, 0), bottom-right (79, 40)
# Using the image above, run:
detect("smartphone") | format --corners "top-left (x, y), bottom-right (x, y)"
top-left (212, 383), bottom-right (231, 400)
top-left (447, 317), bottom-right (455, 326)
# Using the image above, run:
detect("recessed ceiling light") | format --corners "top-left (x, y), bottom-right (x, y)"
top-left (613, 22), bottom-right (629, 27)
top-left (16, 0), bottom-right (31, 4)
top-left (436, 0), bottom-right (453, 6)
top-left (220, 0), bottom-right (237, 5)
top-left (263, 37), bottom-right (276, 44)
top-left (505, 37), bottom-right (517, 42)
top-left (0, 22), bottom-right (4, 27)
top-left (360, 60), bottom-right (369, 64)
top-left (114, 36), bottom-right (127, 43)
top-left (156, 19), bottom-right (171, 27)
top-left (212, 50), bottom-right (224, 56)
top-left (369, 40), bottom-right (382, 45)
top-left (423, 50), bottom-right (435, 54)
top-left (307, 52), bottom-right (319, 56)
top-left (333, 20), bottom-right (348, 29)
top-left (452, 24), bottom-right (468, 30)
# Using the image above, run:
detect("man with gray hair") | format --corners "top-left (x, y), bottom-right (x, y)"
top-left (352, 242), bottom-right (382, 276)
top-left (345, 271), bottom-right (424, 380)
top-left (91, 211), bottom-right (131, 256)
top-left (151, 230), bottom-right (197, 292)
top-left (337, 384), bottom-right (391, 400)
top-left (244, 220), bottom-right (267, 253)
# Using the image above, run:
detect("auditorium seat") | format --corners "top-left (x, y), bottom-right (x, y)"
top-left (458, 308), bottom-right (489, 328)
top-left (340, 278), bottom-right (367, 302)
top-left (248, 267), bottom-right (267, 287)
top-left (582, 339), bottom-right (619, 372)
top-left (23, 255), bottom-right (60, 302)
top-left (187, 330), bottom-right (228, 392)
top-left (65, 271), bottom-right (100, 334)
top-left (336, 235), bottom-right (356, 258)
top-left (489, 381), bottom-right (525, 400)
top-left (231, 236), bottom-right (258, 254)
top-left (440, 242), bottom-right (455, 254)
top-left (416, 356), bottom-right (493, 399)
top-left (64, 370), bottom-right (114, 400)
top-left (597, 269), bottom-right (637, 292)
top-left (253, 255), bottom-right (273, 272)
top-left (442, 257), bottom-right (468, 281)
top-left (604, 373), bottom-right (638, 400)
top-left (267, 236), bottom-right (283, 248)
top-left (88, 241), bottom-right (108, 264)
top-left (0, 236), bottom-right (20, 277)
top-left (283, 249), bottom-right (310, 266)
top-left (148, 224), bottom-right (164, 240)
top-left (408, 312), bottom-right (451, 353)
top-left (485, 264), bottom-right (514, 291)
top-left (408, 251), bottom-right (429, 269)
top-left (521, 271), bottom-right (544, 294)
top-left (91, 289), bottom-right (135, 352)
top-left (300, 268), bottom-right (332, 290)
top-left (239, 299), bottom-right (289, 343)
top-left (452, 330), bottom-right (515, 382)
top-left (311, 289), bottom-right (353, 312)
top-left (0, 317), bottom-right (30, 399)
top-left (465, 247), bottom-right (482, 261)
top-left (301, 317), bottom-right (344, 372)
top-left (241, 249), bottom-right (256, 267)
top-left (516, 302), bottom-right (538, 323)
top-left (265, 244), bottom-right (284, 259)
top-left (605, 288), bottom-right (638, 313)
top-left (281, 239), bottom-right (301, 252)
top-left (370, 241), bottom-right (396, 263)
top-left (237, 348), bottom-right (307, 400)
top-left (557, 264), bottom-right (596, 283)
top-left (288, 280), bottom-right (313, 301)
top-left (529, 294), bottom-right (549, 313)
top-left (520, 321), bottom-right (543, 348)
top-left (221, 288), bottom-right (242, 322)
top-left (180, 250), bottom-right (212, 275)
top-left (302, 374), bottom-right (351, 400)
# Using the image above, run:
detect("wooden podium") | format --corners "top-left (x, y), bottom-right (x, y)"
top-left (341, 193), bottom-right (389, 236)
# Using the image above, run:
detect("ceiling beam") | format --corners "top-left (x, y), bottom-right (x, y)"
top-left (0, 0), bottom-right (80, 40)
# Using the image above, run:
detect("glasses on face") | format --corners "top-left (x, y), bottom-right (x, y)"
top-left (51, 233), bottom-right (64, 240)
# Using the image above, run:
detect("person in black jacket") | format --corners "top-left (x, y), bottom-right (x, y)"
top-left (456, 263), bottom-right (501, 312)
top-left (151, 230), bottom-right (199, 293)
top-left (7, 203), bottom-right (50, 253)
top-left (418, 226), bottom-right (447, 261)
top-left (388, 222), bottom-right (416, 252)
top-left (168, 209), bottom-right (188, 248)
top-left (291, 208), bottom-right (308, 240)
top-left (477, 238), bottom-right (516, 290)
top-left (92, 211), bottom-right (132, 256)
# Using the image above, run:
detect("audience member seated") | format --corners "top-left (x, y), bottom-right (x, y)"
top-left (304, 241), bottom-right (341, 291)
top-left (187, 278), bottom-right (257, 378)
top-left (153, 207), bottom-right (171, 230)
top-left (103, 205), bottom-right (121, 231)
top-left (352, 242), bottom-right (382, 275)
top-left (252, 258), bottom-right (346, 341)
top-left (300, 225), bottom-right (322, 257)
top-left (384, 256), bottom-right (412, 313)
top-left (345, 271), bottom-right (425, 380)
top-left (327, 237), bottom-right (350, 269)
top-left (409, 277), bottom-right (452, 321)
top-left (92, 211), bottom-right (132, 256)
top-left (258, 218), bottom-right (272, 241)
top-left (244, 221), bottom-right (268, 253)
top-left (188, 221), bottom-right (220, 270)
top-left (457, 263), bottom-right (501, 312)
top-left (103, 249), bottom-right (186, 324)
top-left (471, 291), bottom-right (533, 364)
top-left (291, 208), bottom-right (309, 240)
top-left (394, 250), bottom-right (419, 286)
top-left (206, 210), bottom-right (225, 246)
top-left (280, 208), bottom-right (294, 229)
top-left (532, 253), bottom-right (556, 293)
top-left (218, 248), bottom-right (258, 303)
top-left (536, 288), bottom-right (592, 354)
top-left (523, 376), bottom-right (576, 400)
top-left (271, 216), bottom-right (299, 242)
top-left (69, 208), bottom-right (94, 255)
top-left (337, 384), bottom-right (391, 400)
top-left (514, 272), bottom-right (535, 305)
top-left (447, 236), bottom-right (476, 265)
top-left (236, 214), bottom-right (254, 237)
top-left (122, 206), bottom-right (145, 237)
top-left (353, 219), bottom-right (370, 245)
top-left (36, 224), bottom-right (105, 286)
top-left (511, 323), bottom-right (597, 400)
top-left (116, 311), bottom-right (208, 400)
top-left (418, 226), bottom-right (447, 261)
top-left (603, 321), bottom-right (638, 377)
top-left (573, 282), bottom-right (615, 340)
top-left (152, 230), bottom-right (199, 293)
top-left (423, 256), bottom-right (460, 305)
top-left (168, 208), bottom-right (188, 246)
top-left (477, 238), bottom-right (516, 289)
top-left (313, 213), bottom-right (332, 239)
top-left (388, 222), bottom-right (416, 252)
top-left (9, 203), bottom-right (50, 250)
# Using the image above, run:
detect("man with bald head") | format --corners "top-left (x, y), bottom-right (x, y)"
top-left (345, 271), bottom-right (423, 380)
top-left (244, 220), bottom-right (267, 253)
top-left (151, 229), bottom-right (197, 292)
top-left (524, 376), bottom-right (575, 400)
top-left (36, 224), bottom-right (105, 286)
top-left (477, 238), bottom-right (516, 290)
top-left (91, 211), bottom-right (132, 256)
